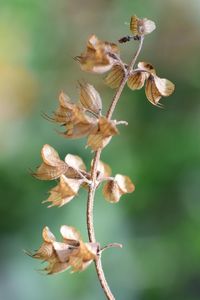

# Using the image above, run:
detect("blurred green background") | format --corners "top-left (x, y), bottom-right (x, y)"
top-left (0, 0), bottom-right (200, 299)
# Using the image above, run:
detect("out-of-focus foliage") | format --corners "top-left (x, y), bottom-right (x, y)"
top-left (0, 0), bottom-right (200, 300)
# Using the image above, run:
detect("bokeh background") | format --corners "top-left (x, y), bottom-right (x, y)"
top-left (0, 0), bottom-right (200, 299)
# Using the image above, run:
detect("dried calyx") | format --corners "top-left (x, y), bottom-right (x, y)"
top-left (75, 35), bottom-right (120, 74)
top-left (33, 144), bottom-right (134, 207)
top-left (33, 144), bottom-right (88, 207)
top-left (45, 87), bottom-right (123, 151)
top-left (130, 15), bottom-right (156, 36)
top-left (106, 61), bottom-right (175, 107)
top-left (27, 226), bottom-right (98, 274)
top-left (103, 174), bottom-right (135, 203)
top-left (128, 62), bottom-right (175, 106)
top-left (119, 15), bottom-right (156, 43)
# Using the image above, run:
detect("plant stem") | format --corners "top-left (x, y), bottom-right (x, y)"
top-left (106, 36), bottom-right (144, 120)
top-left (87, 36), bottom-right (144, 300)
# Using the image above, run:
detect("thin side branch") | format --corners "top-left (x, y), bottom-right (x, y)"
top-left (87, 37), bottom-right (144, 300)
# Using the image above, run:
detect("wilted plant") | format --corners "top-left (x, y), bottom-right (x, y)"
top-left (28, 15), bottom-right (175, 299)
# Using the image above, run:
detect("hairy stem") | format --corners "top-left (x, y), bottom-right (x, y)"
top-left (87, 37), bottom-right (144, 300)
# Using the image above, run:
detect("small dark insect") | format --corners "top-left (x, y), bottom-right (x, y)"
top-left (118, 35), bottom-right (131, 43)
top-left (118, 35), bottom-right (141, 43)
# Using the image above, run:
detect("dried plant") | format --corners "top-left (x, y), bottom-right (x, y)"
top-left (28, 15), bottom-right (175, 299)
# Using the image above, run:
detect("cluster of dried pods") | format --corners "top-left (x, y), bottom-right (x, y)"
top-left (28, 15), bottom-right (175, 299)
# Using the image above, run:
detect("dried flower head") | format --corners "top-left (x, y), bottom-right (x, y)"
top-left (75, 35), bottom-right (120, 74)
top-left (47, 90), bottom-right (121, 150)
top-left (130, 15), bottom-right (156, 36)
top-left (54, 92), bottom-right (97, 139)
top-left (28, 226), bottom-right (98, 274)
top-left (33, 145), bottom-right (91, 207)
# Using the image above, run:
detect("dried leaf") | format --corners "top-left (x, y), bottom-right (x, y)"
top-left (130, 15), bottom-right (156, 36)
top-left (79, 82), bottom-right (102, 114)
top-left (105, 65), bottom-right (125, 89)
